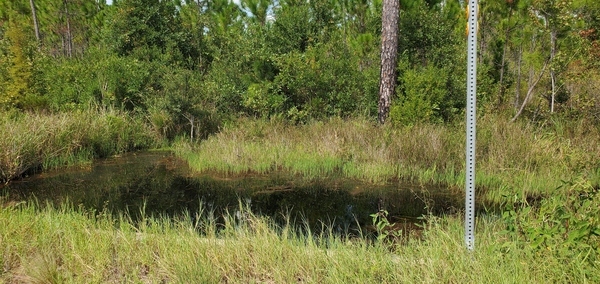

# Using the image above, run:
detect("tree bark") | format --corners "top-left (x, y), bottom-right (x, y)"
top-left (498, 37), bottom-right (507, 106)
top-left (511, 60), bottom-right (548, 122)
top-left (514, 45), bottom-right (522, 110)
top-left (498, 8), bottom-right (513, 108)
top-left (29, 0), bottom-right (41, 46)
top-left (63, 0), bottom-right (73, 58)
top-left (377, 0), bottom-right (399, 124)
top-left (549, 28), bottom-right (557, 113)
top-left (183, 113), bottom-right (196, 143)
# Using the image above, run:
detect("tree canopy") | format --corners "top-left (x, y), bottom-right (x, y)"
top-left (1, 0), bottom-right (598, 131)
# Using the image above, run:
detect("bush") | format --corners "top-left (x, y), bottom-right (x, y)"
top-left (271, 34), bottom-right (379, 120)
top-left (390, 65), bottom-right (447, 125)
top-left (242, 82), bottom-right (285, 118)
top-left (501, 178), bottom-right (600, 279)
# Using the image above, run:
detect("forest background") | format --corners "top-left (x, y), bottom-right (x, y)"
top-left (1, 0), bottom-right (598, 129)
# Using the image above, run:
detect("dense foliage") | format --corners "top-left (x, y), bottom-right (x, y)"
top-left (1, 0), bottom-right (598, 132)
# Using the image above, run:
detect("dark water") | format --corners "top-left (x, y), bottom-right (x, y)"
top-left (1, 151), bottom-right (465, 234)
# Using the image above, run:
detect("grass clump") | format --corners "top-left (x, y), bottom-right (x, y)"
top-left (1, 188), bottom-right (598, 283)
top-left (0, 109), bottom-right (162, 183)
top-left (175, 115), bottom-right (600, 203)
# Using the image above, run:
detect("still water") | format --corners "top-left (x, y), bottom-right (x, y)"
top-left (2, 151), bottom-right (464, 233)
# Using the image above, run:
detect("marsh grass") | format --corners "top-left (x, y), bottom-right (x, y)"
top-left (1, 199), bottom-right (596, 283)
top-left (0, 109), bottom-right (162, 183)
top-left (176, 115), bottom-right (600, 203)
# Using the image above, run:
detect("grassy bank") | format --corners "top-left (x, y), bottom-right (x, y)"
top-left (0, 109), bottom-right (163, 183)
top-left (175, 115), bottom-right (600, 203)
top-left (1, 195), bottom-right (597, 283)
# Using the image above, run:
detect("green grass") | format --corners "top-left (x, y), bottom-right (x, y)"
top-left (175, 115), bottom-right (600, 203)
top-left (2, 112), bottom-right (598, 282)
top-left (0, 198), bottom-right (597, 283)
top-left (0, 109), bottom-right (164, 183)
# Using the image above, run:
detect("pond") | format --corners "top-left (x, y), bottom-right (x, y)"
top-left (1, 151), bottom-right (466, 235)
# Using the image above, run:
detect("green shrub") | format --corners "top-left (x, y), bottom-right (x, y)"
top-left (390, 65), bottom-right (447, 125)
top-left (271, 35), bottom-right (378, 120)
top-left (501, 178), bottom-right (600, 279)
top-left (243, 82), bottom-right (285, 118)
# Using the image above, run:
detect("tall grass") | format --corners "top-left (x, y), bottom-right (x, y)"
top-left (175, 115), bottom-right (600, 203)
top-left (1, 199), bottom-right (596, 283)
top-left (0, 109), bottom-right (163, 183)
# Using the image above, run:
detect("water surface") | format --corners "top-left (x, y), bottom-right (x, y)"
top-left (2, 151), bottom-right (464, 233)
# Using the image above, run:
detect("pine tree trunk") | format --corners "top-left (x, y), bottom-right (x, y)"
top-left (377, 0), bottom-right (399, 124)
top-left (29, 0), bottom-right (41, 46)
top-left (64, 0), bottom-right (73, 58)
top-left (549, 29), bottom-right (557, 113)
top-left (514, 45), bottom-right (522, 110)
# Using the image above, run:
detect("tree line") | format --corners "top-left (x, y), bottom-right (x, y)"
top-left (1, 0), bottom-right (599, 137)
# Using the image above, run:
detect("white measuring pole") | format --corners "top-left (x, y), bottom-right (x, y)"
top-left (465, 0), bottom-right (478, 251)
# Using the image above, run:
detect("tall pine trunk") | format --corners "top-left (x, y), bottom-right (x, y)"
top-left (377, 0), bottom-right (399, 124)
top-left (514, 45), bottom-right (523, 110)
top-left (63, 0), bottom-right (73, 58)
top-left (549, 28), bottom-right (557, 113)
top-left (29, 0), bottom-right (41, 46)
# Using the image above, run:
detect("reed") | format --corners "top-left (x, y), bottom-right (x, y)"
top-left (176, 115), bottom-right (600, 203)
top-left (0, 109), bottom-right (162, 183)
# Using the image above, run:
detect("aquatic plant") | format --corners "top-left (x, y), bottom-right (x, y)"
top-left (175, 115), bottom-right (600, 203)
top-left (0, 109), bottom-right (162, 183)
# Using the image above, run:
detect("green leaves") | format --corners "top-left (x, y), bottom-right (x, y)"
top-left (390, 64), bottom-right (449, 125)
top-left (240, 0), bottom-right (271, 25)
top-left (0, 19), bottom-right (38, 110)
top-left (370, 209), bottom-right (402, 242)
top-left (501, 177), bottom-right (599, 268)
top-left (104, 0), bottom-right (199, 67)
top-left (242, 82), bottom-right (285, 118)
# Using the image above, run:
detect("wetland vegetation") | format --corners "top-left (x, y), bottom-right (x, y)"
top-left (1, 0), bottom-right (600, 282)
top-left (2, 114), bottom-right (599, 282)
